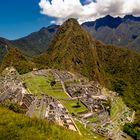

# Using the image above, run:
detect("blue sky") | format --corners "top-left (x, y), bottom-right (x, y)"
top-left (0, 0), bottom-right (139, 40)
top-left (0, 0), bottom-right (55, 40)
top-left (0, 0), bottom-right (87, 40)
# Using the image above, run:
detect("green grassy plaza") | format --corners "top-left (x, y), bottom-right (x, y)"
top-left (23, 73), bottom-right (87, 114)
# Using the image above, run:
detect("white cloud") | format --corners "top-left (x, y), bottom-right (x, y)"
top-left (39, 0), bottom-right (140, 24)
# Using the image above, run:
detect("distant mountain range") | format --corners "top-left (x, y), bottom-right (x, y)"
top-left (82, 15), bottom-right (140, 53)
top-left (0, 25), bottom-right (59, 60)
top-left (1, 15), bottom-right (140, 59)
top-left (13, 24), bottom-right (59, 56)
top-left (82, 15), bottom-right (140, 29)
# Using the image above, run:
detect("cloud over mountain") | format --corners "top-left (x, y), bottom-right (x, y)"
top-left (39, 0), bottom-right (140, 24)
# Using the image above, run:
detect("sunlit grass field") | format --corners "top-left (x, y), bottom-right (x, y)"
top-left (23, 73), bottom-right (87, 113)
top-left (24, 75), bottom-right (68, 98)
top-left (61, 100), bottom-right (87, 113)
top-left (0, 107), bottom-right (92, 140)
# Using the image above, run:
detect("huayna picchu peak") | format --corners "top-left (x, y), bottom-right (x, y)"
top-left (33, 18), bottom-right (106, 84)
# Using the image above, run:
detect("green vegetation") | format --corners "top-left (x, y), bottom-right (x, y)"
top-left (0, 44), bottom-right (7, 64)
top-left (0, 48), bottom-right (34, 74)
top-left (0, 107), bottom-right (92, 140)
top-left (96, 42), bottom-right (140, 110)
top-left (24, 75), bottom-right (68, 98)
top-left (50, 80), bottom-right (56, 87)
top-left (96, 41), bottom-right (140, 138)
top-left (61, 100), bottom-right (87, 114)
top-left (33, 18), bottom-right (106, 85)
top-left (110, 96), bottom-right (126, 120)
top-left (87, 117), bottom-right (99, 123)
top-left (123, 122), bottom-right (140, 140)
top-left (75, 120), bottom-right (104, 140)
top-left (1, 100), bottom-right (24, 113)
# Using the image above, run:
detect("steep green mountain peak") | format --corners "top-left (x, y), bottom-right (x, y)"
top-left (35, 18), bottom-right (105, 84)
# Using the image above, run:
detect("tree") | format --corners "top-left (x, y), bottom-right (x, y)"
top-left (76, 100), bottom-right (80, 107)
top-left (74, 90), bottom-right (81, 97)
top-left (50, 80), bottom-right (56, 87)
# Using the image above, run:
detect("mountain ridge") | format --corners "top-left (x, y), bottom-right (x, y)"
top-left (82, 14), bottom-right (140, 29)
top-left (82, 15), bottom-right (140, 52)
top-left (1, 14), bottom-right (140, 62)
top-left (12, 25), bottom-right (59, 56)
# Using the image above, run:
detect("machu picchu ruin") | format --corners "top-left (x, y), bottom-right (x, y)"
top-left (0, 67), bottom-right (135, 140)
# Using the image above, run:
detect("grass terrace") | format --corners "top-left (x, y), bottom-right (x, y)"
top-left (87, 117), bottom-right (99, 123)
top-left (23, 74), bottom-right (69, 98)
top-left (110, 96), bottom-right (126, 120)
top-left (62, 100), bottom-right (87, 114)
